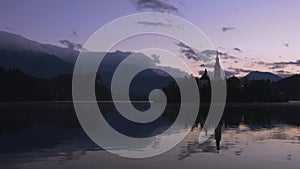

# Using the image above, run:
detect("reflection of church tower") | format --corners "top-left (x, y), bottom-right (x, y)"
top-left (214, 52), bottom-right (221, 81)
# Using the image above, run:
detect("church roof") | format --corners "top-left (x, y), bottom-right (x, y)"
top-left (200, 69), bottom-right (210, 80)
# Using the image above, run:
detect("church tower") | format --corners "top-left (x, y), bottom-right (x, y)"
top-left (214, 52), bottom-right (221, 81)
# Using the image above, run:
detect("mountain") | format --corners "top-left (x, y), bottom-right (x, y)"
top-left (243, 71), bottom-right (282, 82)
top-left (0, 31), bottom-right (80, 78)
top-left (0, 31), bottom-right (78, 63)
top-left (0, 31), bottom-right (189, 93)
top-left (96, 51), bottom-right (187, 95)
top-left (0, 49), bottom-right (73, 79)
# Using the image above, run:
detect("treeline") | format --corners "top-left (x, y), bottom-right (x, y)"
top-left (226, 77), bottom-right (286, 102)
top-left (226, 75), bottom-right (300, 102)
top-left (0, 67), bottom-right (110, 101)
top-left (1, 67), bottom-right (299, 102)
top-left (163, 75), bottom-right (300, 103)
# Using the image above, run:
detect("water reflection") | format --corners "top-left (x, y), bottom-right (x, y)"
top-left (215, 122), bottom-right (222, 153)
top-left (189, 120), bottom-right (223, 154)
top-left (0, 102), bottom-right (300, 168)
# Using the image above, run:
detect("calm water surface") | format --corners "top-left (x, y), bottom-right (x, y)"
top-left (0, 102), bottom-right (299, 169)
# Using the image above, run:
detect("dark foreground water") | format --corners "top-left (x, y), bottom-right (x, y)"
top-left (0, 102), bottom-right (299, 169)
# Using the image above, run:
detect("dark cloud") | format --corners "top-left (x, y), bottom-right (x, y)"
top-left (197, 50), bottom-right (224, 64)
top-left (254, 61), bottom-right (267, 65)
top-left (136, 21), bottom-right (172, 27)
top-left (201, 49), bottom-right (217, 56)
top-left (225, 70), bottom-right (236, 77)
top-left (176, 42), bottom-right (244, 73)
top-left (150, 54), bottom-right (161, 64)
top-left (59, 40), bottom-right (82, 50)
top-left (233, 47), bottom-right (242, 52)
top-left (200, 68), bottom-right (254, 77)
top-left (217, 51), bottom-right (238, 60)
top-left (5, 27), bottom-right (14, 31)
top-left (276, 70), bottom-right (293, 78)
top-left (284, 43), bottom-right (289, 47)
top-left (220, 54), bottom-right (237, 60)
top-left (253, 59), bottom-right (300, 70)
top-left (268, 60), bottom-right (300, 69)
top-left (176, 42), bottom-right (239, 64)
top-left (276, 70), bottom-right (285, 74)
top-left (273, 60), bottom-right (300, 66)
top-left (216, 51), bottom-right (226, 56)
top-left (72, 30), bottom-right (78, 37)
top-left (176, 42), bottom-right (199, 61)
top-left (269, 64), bottom-right (285, 69)
top-left (222, 27), bottom-right (235, 32)
top-left (228, 67), bottom-right (254, 74)
top-left (131, 0), bottom-right (178, 13)
top-left (176, 42), bottom-right (217, 64)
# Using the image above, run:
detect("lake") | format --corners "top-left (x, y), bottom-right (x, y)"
top-left (0, 102), bottom-right (299, 169)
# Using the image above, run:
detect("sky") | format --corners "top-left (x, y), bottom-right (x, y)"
top-left (1, 0), bottom-right (300, 77)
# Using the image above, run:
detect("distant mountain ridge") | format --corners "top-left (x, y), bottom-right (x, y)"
top-left (0, 31), bottom-right (78, 63)
top-left (242, 71), bottom-right (282, 81)
top-left (0, 31), bottom-right (189, 78)
top-left (0, 49), bottom-right (74, 78)
top-left (0, 31), bottom-right (293, 83)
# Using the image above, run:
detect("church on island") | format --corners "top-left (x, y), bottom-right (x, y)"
top-left (198, 52), bottom-right (224, 88)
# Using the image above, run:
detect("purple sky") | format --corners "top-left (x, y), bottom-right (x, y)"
top-left (1, 0), bottom-right (300, 76)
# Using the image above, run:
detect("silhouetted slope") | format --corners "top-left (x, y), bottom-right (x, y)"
top-left (0, 31), bottom-right (78, 63)
top-left (243, 71), bottom-right (281, 81)
top-left (0, 49), bottom-right (73, 79)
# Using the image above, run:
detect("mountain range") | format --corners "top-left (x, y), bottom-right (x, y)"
top-left (242, 71), bottom-right (282, 82)
top-left (1, 31), bottom-right (300, 101)
top-left (0, 31), bottom-right (78, 63)
top-left (0, 31), bottom-right (180, 95)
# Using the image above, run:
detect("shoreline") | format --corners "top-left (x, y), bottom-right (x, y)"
top-left (0, 100), bottom-right (300, 106)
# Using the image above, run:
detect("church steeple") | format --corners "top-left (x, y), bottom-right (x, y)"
top-left (216, 53), bottom-right (219, 63)
top-left (214, 51), bottom-right (221, 81)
